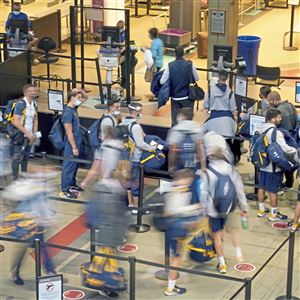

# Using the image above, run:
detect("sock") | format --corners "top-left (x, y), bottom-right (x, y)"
top-left (235, 247), bottom-right (243, 258)
top-left (218, 256), bottom-right (225, 265)
top-left (168, 280), bottom-right (176, 290)
top-left (258, 203), bottom-right (265, 211)
top-left (271, 207), bottom-right (278, 215)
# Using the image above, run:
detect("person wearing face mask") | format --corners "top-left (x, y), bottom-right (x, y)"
top-left (121, 103), bottom-right (156, 213)
top-left (80, 99), bottom-right (121, 190)
top-left (257, 108), bottom-right (297, 222)
top-left (10, 84), bottom-right (39, 180)
top-left (5, 2), bottom-right (30, 38)
top-left (59, 89), bottom-right (88, 199)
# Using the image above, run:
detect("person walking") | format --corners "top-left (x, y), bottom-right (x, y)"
top-left (148, 27), bottom-right (164, 72)
top-left (160, 46), bottom-right (199, 126)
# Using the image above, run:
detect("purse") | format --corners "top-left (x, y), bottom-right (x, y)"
top-left (188, 62), bottom-right (205, 102)
top-left (144, 63), bottom-right (157, 83)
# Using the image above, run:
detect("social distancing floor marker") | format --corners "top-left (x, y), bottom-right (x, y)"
top-left (271, 222), bottom-right (289, 230)
top-left (234, 263), bottom-right (256, 273)
top-left (63, 290), bottom-right (85, 300)
top-left (117, 244), bottom-right (138, 253)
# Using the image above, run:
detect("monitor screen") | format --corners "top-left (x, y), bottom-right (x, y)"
top-left (10, 19), bottom-right (28, 35)
top-left (213, 45), bottom-right (233, 63)
top-left (102, 26), bottom-right (120, 43)
top-left (296, 82), bottom-right (300, 103)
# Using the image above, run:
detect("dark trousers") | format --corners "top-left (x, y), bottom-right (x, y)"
top-left (171, 98), bottom-right (194, 127)
top-left (11, 142), bottom-right (31, 180)
top-left (225, 138), bottom-right (241, 165)
top-left (61, 141), bottom-right (82, 192)
top-left (284, 170), bottom-right (294, 188)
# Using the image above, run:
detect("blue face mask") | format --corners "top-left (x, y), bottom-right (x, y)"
top-left (13, 11), bottom-right (20, 15)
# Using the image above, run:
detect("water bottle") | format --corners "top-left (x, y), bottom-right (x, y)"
top-left (241, 215), bottom-right (249, 230)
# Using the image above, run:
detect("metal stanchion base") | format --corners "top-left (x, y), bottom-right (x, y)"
top-left (128, 224), bottom-right (151, 233)
top-left (284, 46), bottom-right (298, 51)
top-left (275, 296), bottom-right (300, 300)
top-left (54, 49), bottom-right (68, 53)
top-left (94, 103), bottom-right (107, 110)
top-left (261, 7), bottom-right (272, 11)
top-left (155, 269), bottom-right (169, 281)
top-left (0, 244), bottom-right (4, 253)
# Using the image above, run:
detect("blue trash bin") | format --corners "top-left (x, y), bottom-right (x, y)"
top-left (237, 35), bottom-right (261, 75)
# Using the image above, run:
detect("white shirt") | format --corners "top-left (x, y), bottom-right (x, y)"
top-left (23, 97), bottom-right (36, 133)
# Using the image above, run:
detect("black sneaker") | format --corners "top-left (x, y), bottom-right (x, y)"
top-left (268, 211), bottom-right (288, 221)
top-left (69, 185), bottom-right (84, 193)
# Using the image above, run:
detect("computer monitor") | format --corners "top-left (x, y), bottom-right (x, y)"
top-left (10, 19), bottom-right (28, 35)
top-left (213, 45), bottom-right (233, 63)
top-left (102, 26), bottom-right (120, 44)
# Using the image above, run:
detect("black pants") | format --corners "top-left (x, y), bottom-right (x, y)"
top-left (225, 138), bottom-right (241, 165)
top-left (284, 170), bottom-right (294, 188)
top-left (171, 98), bottom-right (194, 127)
top-left (11, 142), bottom-right (31, 180)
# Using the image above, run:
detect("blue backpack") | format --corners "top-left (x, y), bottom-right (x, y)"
top-left (249, 127), bottom-right (273, 169)
top-left (267, 128), bottom-right (298, 172)
top-left (48, 117), bottom-right (65, 150)
top-left (188, 230), bottom-right (216, 263)
top-left (208, 166), bottom-right (237, 218)
top-left (177, 131), bottom-right (197, 170)
top-left (87, 115), bottom-right (115, 151)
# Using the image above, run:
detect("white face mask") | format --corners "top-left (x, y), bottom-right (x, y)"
top-left (75, 99), bottom-right (82, 107)
top-left (112, 110), bottom-right (120, 116)
top-left (13, 11), bottom-right (20, 15)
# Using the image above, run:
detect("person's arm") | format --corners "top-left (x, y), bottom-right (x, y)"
top-left (277, 130), bottom-right (297, 155)
top-left (232, 169), bottom-right (248, 213)
top-left (151, 39), bottom-right (159, 61)
top-left (160, 65), bottom-right (169, 85)
top-left (192, 65), bottom-right (199, 81)
top-left (64, 123), bottom-right (78, 155)
top-left (168, 144), bottom-right (177, 173)
top-left (196, 139), bottom-right (206, 172)
top-left (229, 92), bottom-right (237, 112)
top-left (203, 89), bottom-right (210, 110)
top-left (5, 13), bottom-right (11, 31)
top-left (131, 124), bottom-right (154, 151)
top-left (33, 108), bottom-right (38, 133)
top-left (81, 159), bottom-right (102, 189)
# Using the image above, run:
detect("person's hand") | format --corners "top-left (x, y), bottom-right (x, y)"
top-left (72, 147), bottom-right (79, 156)
top-left (27, 133), bottom-right (37, 145)
top-left (241, 211), bottom-right (248, 218)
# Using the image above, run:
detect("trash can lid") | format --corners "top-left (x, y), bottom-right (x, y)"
top-left (237, 35), bottom-right (261, 42)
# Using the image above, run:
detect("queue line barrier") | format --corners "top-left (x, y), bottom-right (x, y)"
top-left (0, 229), bottom-right (298, 300)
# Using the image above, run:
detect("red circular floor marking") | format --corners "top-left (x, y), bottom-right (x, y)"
top-left (271, 222), bottom-right (289, 231)
top-left (63, 290), bottom-right (85, 300)
top-left (117, 244), bottom-right (138, 253)
top-left (234, 263), bottom-right (256, 273)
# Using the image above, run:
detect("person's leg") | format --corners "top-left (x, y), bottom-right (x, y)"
top-left (10, 244), bottom-right (28, 285)
top-left (284, 171), bottom-right (294, 189)
top-left (20, 144), bottom-right (31, 174)
top-left (257, 171), bottom-right (268, 217)
top-left (226, 227), bottom-right (243, 262)
top-left (11, 143), bottom-right (22, 180)
top-left (171, 100), bottom-right (181, 127)
top-left (130, 162), bottom-right (140, 209)
top-left (61, 143), bottom-right (78, 192)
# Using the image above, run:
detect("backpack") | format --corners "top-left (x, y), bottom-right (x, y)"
top-left (208, 166), bottom-right (237, 218)
top-left (239, 101), bottom-right (262, 138)
top-left (188, 230), bottom-right (216, 263)
top-left (267, 128), bottom-right (298, 172)
top-left (87, 115), bottom-right (115, 151)
top-left (249, 127), bottom-right (273, 169)
top-left (48, 117), bottom-right (65, 150)
top-left (291, 124), bottom-right (300, 146)
top-left (177, 131), bottom-right (197, 170)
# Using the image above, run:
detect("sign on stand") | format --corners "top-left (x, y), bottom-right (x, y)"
top-left (37, 275), bottom-right (63, 300)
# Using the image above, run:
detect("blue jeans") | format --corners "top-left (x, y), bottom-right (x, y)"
top-left (61, 141), bottom-right (82, 192)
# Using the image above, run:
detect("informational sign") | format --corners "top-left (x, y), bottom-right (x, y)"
top-left (117, 243), bottom-right (138, 253)
top-left (210, 9), bottom-right (226, 35)
top-left (271, 222), bottom-right (289, 230)
top-left (288, 0), bottom-right (299, 5)
top-left (37, 275), bottom-right (63, 300)
top-left (63, 290), bottom-right (85, 300)
top-left (235, 75), bottom-right (248, 97)
top-left (48, 89), bottom-right (64, 112)
top-left (234, 263), bottom-right (256, 273)
top-left (249, 114), bottom-right (266, 136)
top-left (295, 82), bottom-right (300, 103)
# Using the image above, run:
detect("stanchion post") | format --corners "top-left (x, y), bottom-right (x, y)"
top-left (128, 165), bottom-right (151, 233)
top-left (34, 239), bottom-right (42, 279)
top-left (155, 231), bottom-right (170, 281)
top-left (276, 232), bottom-right (300, 300)
top-left (129, 256), bottom-right (136, 300)
top-left (90, 228), bottom-right (96, 262)
top-left (244, 278), bottom-right (252, 300)
top-left (284, 4), bottom-right (298, 51)
top-left (41, 152), bottom-right (47, 164)
top-left (134, 0), bottom-right (138, 17)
